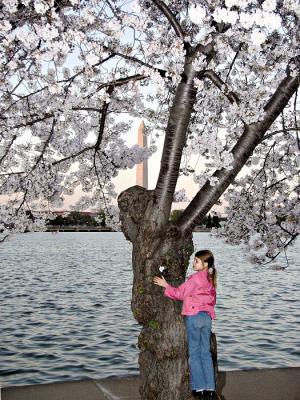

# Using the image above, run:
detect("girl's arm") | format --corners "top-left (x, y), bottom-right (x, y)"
top-left (153, 275), bottom-right (197, 301)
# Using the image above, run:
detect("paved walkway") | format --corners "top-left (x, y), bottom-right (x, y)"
top-left (2, 367), bottom-right (300, 399)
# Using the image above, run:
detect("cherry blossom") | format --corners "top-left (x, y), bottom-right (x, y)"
top-left (0, 0), bottom-right (298, 267)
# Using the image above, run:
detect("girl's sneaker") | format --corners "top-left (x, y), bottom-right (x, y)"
top-left (203, 390), bottom-right (216, 399)
top-left (192, 389), bottom-right (205, 398)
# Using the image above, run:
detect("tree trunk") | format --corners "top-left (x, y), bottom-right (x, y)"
top-left (118, 186), bottom-right (199, 399)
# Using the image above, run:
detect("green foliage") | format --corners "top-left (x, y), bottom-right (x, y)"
top-left (148, 320), bottom-right (161, 329)
top-left (138, 337), bottom-right (150, 350)
top-left (133, 308), bottom-right (142, 321)
top-left (205, 213), bottom-right (221, 228)
top-left (206, 214), bottom-right (213, 228)
top-left (168, 349), bottom-right (177, 359)
top-left (184, 244), bottom-right (193, 254)
top-left (138, 286), bottom-right (145, 294)
top-left (212, 214), bottom-right (221, 228)
top-left (169, 209), bottom-right (183, 223)
top-left (98, 210), bottom-right (106, 227)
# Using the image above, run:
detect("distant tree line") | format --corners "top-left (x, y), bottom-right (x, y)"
top-left (47, 211), bottom-right (106, 227)
top-left (170, 210), bottom-right (223, 228)
top-left (46, 210), bottom-right (223, 229)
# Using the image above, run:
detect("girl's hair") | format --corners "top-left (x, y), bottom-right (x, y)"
top-left (195, 249), bottom-right (217, 288)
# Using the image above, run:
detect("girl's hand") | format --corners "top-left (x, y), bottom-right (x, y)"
top-left (153, 275), bottom-right (168, 288)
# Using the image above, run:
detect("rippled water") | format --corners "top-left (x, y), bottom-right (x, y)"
top-left (0, 232), bottom-right (299, 388)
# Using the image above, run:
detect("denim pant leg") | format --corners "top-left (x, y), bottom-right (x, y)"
top-left (199, 314), bottom-right (215, 390)
top-left (185, 312), bottom-right (215, 391)
top-left (185, 313), bottom-right (206, 390)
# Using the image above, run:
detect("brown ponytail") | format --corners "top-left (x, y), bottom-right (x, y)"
top-left (195, 249), bottom-right (217, 288)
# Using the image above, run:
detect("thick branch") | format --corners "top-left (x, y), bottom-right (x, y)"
top-left (177, 73), bottom-right (300, 233)
top-left (154, 61), bottom-right (197, 226)
top-left (151, 0), bottom-right (185, 40)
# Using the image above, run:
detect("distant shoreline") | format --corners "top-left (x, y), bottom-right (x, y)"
top-left (44, 227), bottom-right (213, 233)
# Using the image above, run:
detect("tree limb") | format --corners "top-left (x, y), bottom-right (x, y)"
top-left (102, 45), bottom-right (168, 77)
top-left (262, 232), bottom-right (299, 265)
top-left (154, 60), bottom-right (198, 226)
top-left (95, 87), bottom-right (114, 152)
top-left (199, 70), bottom-right (240, 104)
top-left (85, 74), bottom-right (146, 100)
top-left (32, 119), bottom-right (56, 170)
top-left (225, 43), bottom-right (243, 83)
top-left (1, 107), bottom-right (102, 130)
top-left (262, 127), bottom-right (300, 141)
top-left (52, 146), bottom-right (94, 166)
top-left (151, 0), bottom-right (185, 40)
top-left (177, 72), bottom-right (300, 233)
top-left (0, 135), bottom-right (17, 165)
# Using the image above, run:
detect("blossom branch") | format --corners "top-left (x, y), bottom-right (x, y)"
top-left (85, 74), bottom-right (146, 100)
top-left (102, 45), bottom-right (168, 77)
top-left (151, 0), bottom-right (185, 40)
top-left (0, 135), bottom-right (17, 165)
top-left (262, 127), bottom-right (300, 141)
top-left (177, 72), bottom-right (300, 233)
top-left (198, 70), bottom-right (240, 104)
top-left (32, 119), bottom-right (56, 170)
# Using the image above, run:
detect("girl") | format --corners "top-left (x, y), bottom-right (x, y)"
top-left (153, 249), bottom-right (217, 399)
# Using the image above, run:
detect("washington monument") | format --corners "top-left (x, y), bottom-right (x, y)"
top-left (136, 120), bottom-right (148, 189)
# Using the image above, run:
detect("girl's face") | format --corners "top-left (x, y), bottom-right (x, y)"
top-left (193, 257), bottom-right (208, 271)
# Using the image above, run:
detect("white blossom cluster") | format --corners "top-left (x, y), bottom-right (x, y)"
top-left (0, 0), bottom-right (299, 262)
top-left (212, 128), bottom-right (299, 266)
top-left (103, 205), bottom-right (121, 232)
top-left (173, 189), bottom-right (189, 202)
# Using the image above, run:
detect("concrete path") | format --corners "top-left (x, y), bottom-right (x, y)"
top-left (1, 367), bottom-right (299, 400)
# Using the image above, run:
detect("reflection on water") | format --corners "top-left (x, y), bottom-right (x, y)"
top-left (0, 232), bottom-right (299, 387)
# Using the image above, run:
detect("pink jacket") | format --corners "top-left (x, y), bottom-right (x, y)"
top-left (164, 270), bottom-right (216, 319)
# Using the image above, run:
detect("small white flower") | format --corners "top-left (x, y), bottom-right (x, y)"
top-left (208, 176), bottom-right (220, 187)
top-left (213, 8), bottom-right (238, 24)
top-left (86, 53), bottom-right (99, 65)
top-left (250, 29), bottom-right (267, 46)
top-left (208, 267), bottom-right (214, 274)
top-left (262, 0), bottom-right (277, 12)
top-left (34, 0), bottom-right (50, 15)
top-left (173, 189), bottom-right (189, 202)
top-left (189, 5), bottom-right (206, 25)
top-left (159, 266), bottom-right (165, 272)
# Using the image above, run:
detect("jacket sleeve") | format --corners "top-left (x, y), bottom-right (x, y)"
top-left (164, 277), bottom-right (197, 301)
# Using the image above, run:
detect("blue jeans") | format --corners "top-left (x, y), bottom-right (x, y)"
top-left (184, 311), bottom-right (215, 391)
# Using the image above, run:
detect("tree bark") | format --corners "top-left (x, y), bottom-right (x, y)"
top-left (154, 59), bottom-right (197, 229)
top-left (118, 186), bottom-right (196, 399)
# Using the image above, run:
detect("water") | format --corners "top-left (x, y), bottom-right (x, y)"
top-left (0, 232), bottom-right (299, 388)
